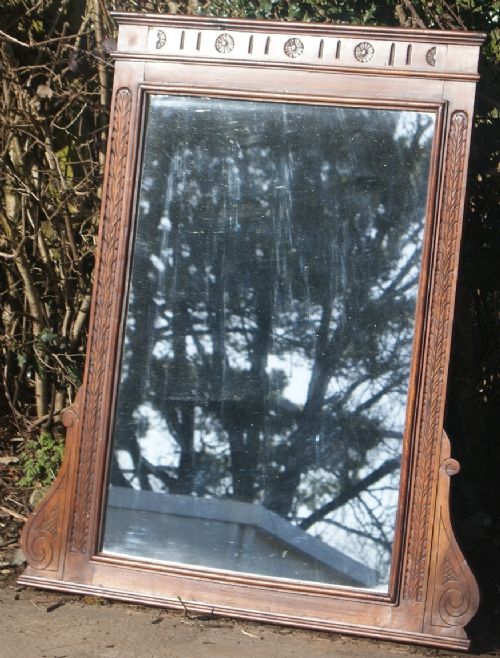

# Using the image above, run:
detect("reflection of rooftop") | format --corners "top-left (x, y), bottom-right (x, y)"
top-left (103, 487), bottom-right (378, 588)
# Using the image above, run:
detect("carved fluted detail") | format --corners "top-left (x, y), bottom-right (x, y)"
top-left (69, 87), bottom-right (132, 554)
top-left (403, 111), bottom-right (468, 602)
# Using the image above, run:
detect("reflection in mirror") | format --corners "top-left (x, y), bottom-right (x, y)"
top-left (102, 95), bottom-right (435, 590)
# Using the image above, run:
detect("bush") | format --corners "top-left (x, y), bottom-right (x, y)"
top-left (18, 431), bottom-right (65, 487)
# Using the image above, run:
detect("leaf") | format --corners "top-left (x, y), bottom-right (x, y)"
top-left (39, 329), bottom-right (58, 345)
top-left (36, 84), bottom-right (53, 99)
top-left (0, 456), bottom-right (19, 465)
top-left (68, 52), bottom-right (79, 72)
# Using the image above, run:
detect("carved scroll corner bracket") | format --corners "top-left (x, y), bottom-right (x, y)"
top-left (424, 430), bottom-right (480, 643)
top-left (19, 389), bottom-right (83, 578)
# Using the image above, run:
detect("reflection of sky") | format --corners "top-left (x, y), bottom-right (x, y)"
top-left (108, 96), bottom-right (435, 588)
top-left (266, 353), bottom-right (310, 406)
top-left (395, 111), bottom-right (435, 146)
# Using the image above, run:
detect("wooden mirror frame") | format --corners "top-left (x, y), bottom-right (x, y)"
top-left (19, 14), bottom-right (485, 650)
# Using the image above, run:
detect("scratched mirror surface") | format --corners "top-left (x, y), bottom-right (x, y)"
top-left (101, 95), bottom-right (435, 590)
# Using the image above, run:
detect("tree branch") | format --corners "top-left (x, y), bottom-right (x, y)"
top-left (299, 457), bottom-right (400, 531)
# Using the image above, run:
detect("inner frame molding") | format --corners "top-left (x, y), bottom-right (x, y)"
top-left (19, 13), bottom-right (484, 650)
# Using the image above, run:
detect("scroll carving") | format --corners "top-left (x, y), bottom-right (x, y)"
top-left (69, 88), bottom-right (132, 554)
top-left (403, 111), bottom-right (469, 602)
top-left (22, 391), bottom-right (82, 572)
top-left (22, 477), bottom-right (65, 571)
top-left (428, 431), bottom-right (479, 629)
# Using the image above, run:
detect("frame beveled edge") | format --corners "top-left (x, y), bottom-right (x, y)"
top-left (19, 22), bottom-right (482, 650)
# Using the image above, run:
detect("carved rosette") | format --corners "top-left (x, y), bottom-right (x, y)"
top-left (284, 38), bottom-right (304, 58)
top-left (427, 432), bottom-right (480, 630)
top-left (426, 47), bottom-right (437, 67)
top-left (69, 88), bottom-right (132, 554)
top-left (403, 111), bottom-right (469, 602)
top-left (22, 391), bottom-right (82, 572)
top-left (156, 29), bottom-right (166, 49)
top-left (215, 33), bottom-right (235, 54)
top-left (354, 41), bottom-right (374, 62)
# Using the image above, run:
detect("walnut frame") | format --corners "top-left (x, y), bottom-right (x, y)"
top-left (19, 14), bottom-right (485, 650)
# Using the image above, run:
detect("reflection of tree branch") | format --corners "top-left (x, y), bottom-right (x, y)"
top-left (357, 494), bottom-right (392, 552)
top-left (314, 517), bottom-right (392, 553)
top-left (191, 330), bottom-right (210, 374)
top-left (326, 369), bottom-right (403, 414)
top-left (372, 224), bottom-right (421, 297)
top-left (299, 457), bottom-right (400, 530)
top-left (353, 372), bottom-right (406, 415)
top-left (382, 430), bottom-right (409, 440)
top-left (136, 455), bottom-right (186, 494)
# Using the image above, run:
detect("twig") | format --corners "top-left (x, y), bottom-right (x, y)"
top-left (0, 27), bottom-right (91, 49)
top-left (46, 599), bottom-right (66, 613)
top-left (241, 629), bottom-right (259, 638)
top-left (177, 595), bottom-right (191, 618)
top-left (400, 0), bottom-right (426, 28)
top-left (0, 505), bottom-right (27, 522)
top-left (0, 29), bottom-right (32, 48)
top-left (0, 236), bottom-right (27, 259)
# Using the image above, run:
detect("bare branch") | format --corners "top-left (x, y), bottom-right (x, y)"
top-left (299, 458), bottom-right (401, 531)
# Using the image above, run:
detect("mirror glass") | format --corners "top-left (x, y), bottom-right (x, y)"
top-left (102, 95), bottom-right (435, 590)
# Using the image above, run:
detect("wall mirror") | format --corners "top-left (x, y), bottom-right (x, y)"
top-left (103, 95), bottom-right (435, 591)
top-left (20, 13), bottom-right (484, 649)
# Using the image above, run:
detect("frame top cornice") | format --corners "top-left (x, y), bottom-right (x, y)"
top-left (112, 13), bottom-right (485, 80)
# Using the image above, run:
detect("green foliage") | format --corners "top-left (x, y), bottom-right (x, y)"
top-left (18, 432), bottom-right (65, 487)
